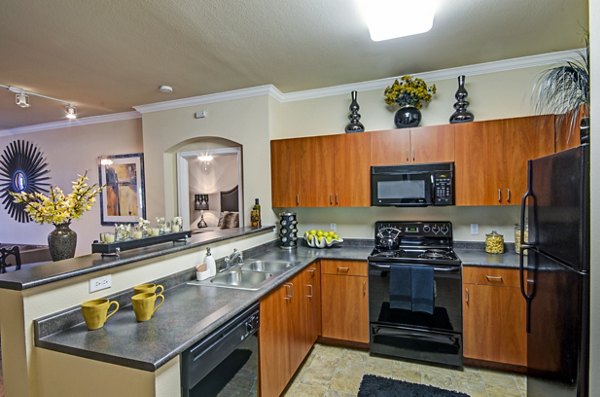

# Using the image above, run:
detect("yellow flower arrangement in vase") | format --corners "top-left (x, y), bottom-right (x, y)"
top-left (11, 172), bottom-right (102, 261)
top-left (384, 75), bottom-right (437, 128)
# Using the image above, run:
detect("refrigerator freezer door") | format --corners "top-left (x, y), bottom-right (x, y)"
top-left (527, 146), bottom-right (589, 272)
top-left (526, 250), bottom-right (589, 397)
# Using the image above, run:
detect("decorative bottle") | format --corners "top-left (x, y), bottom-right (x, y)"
top-left (251, 198), bottom-right (262, 228)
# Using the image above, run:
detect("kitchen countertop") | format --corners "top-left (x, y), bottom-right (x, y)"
top-left (455, 248), bottom-right (521, 269)
top-left (35, 245), bottom-right (372, 371)
top-left (0, 226), bottom-right (274, 291)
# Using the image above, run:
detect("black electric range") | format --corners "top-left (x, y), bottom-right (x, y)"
top-left (368, 221), bottom-right (463, 368)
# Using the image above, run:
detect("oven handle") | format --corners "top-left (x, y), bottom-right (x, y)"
top-left (372, 325), bottom-right (460, 344)
top-left (368, 262), bottom-right (461, 273)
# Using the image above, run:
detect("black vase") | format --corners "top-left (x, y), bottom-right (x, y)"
top-left (449, 75), bottom-right (474, 123)
top-left (48, 223), bottom-right (77, 261)
top-left (394, 106), bottom-right (421, 128)
top-left (345, 91), bottom-right (365, 133)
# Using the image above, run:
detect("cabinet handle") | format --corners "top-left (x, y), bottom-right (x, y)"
top-left (363, 281), bottom-right (367, 296)
top-left (412, 148), bottom-right (415, 162)
top-left (465, 287), bottom-right (469, 304)
top-left (329, 194), bottom-right (333, 205)
top-left (498, 188), bottom-right (502, 203)
top-left (405, 149), bottom-right (409, 162)
top-left (289, 282), bottom-right (294, 298)
top-left (337, 266), bottom-right (350, 273)
top-left (284, 283), bottom-right (292, 301)
top-left (507, 188), bottom-right (511, 203)
top-left (335, 193), bottom-right (339, 205)
top-left (296, 194), bottom-right (300, 205)
top-left (307, 268), bottom-right (316, 275)
top-left (306, 284), bottom-right (313, 298)
top-left (485, 275), bottom-right (503, 282)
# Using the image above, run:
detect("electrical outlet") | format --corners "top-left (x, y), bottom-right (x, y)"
top-left (470, 224), bottom-right (479, 235)
top-left (89, 275), bottom-right (112, 293)
top-left (329, 223), bottom-right (337, 231)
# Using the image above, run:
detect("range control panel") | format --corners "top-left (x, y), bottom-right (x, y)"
top-left (375, 221), bottom-right (453, 238)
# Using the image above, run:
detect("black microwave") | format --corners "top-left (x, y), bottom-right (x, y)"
top-left (371, 162), bottom-right (454, 207)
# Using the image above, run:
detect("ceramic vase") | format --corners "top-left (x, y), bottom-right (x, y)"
top-left (394, 106), bottom-right (421, 128)
top-left (48, 223), bottom-right (77, 261)
top-left (345, 90), bottom-right (365, 133)
top-left (449, 75), bottom-right (474, 123)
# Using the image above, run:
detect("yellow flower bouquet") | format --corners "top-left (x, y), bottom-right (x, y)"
top-left (11, 172), bottom-right (102, 225)
top-left (384, 75), bottom-right (437, 109)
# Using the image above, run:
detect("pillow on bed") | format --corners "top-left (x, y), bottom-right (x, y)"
top-left (219, 211), bottom-right (239, 229)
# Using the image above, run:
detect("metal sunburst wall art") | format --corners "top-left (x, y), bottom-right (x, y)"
top-left (0, 140), bottom-right (51, 223)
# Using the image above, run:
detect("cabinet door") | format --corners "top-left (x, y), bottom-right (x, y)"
top-left (271, 139), bottom-right (301, 207)
top-left (334, 133), bottom-right (371, 206)
top-left (370, 129), bottom-right (411, 165)
top-left (299, 135), bottom-right (336, 207)
top-left (304, 264), bottom-right (321, 346)
top-left (502, 115), bottom-right (555, 205)
top-left (410, 124), bottom-right (455, 163)
top-left (259, 284), bottom-right (292, 397)
top-left (454, 120), bottom-right (504, 206)
top-left (321, 261), bottom-right (369, 343)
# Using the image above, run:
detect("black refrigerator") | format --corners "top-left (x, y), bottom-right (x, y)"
top-left (519, 145), bottom-right (590, 397)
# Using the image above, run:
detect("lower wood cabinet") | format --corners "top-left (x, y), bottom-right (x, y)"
top-left (320, 260), bottom-right (369, 344)
top-left (462, 266), bottom-right (526, 366)
top-left (259, 263), bottom-right (320, 397)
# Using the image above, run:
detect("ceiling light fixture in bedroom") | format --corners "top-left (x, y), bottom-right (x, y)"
top-left (1, 83), bottom-right (78, 119)
top-left (356, 0), bottom-right (438, 41)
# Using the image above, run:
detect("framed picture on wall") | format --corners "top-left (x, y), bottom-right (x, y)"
top-left (98, 153), bottom-right (146, 225)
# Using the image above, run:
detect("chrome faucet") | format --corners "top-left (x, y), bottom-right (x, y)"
top-left (222, 248), bottom-right (243, 271)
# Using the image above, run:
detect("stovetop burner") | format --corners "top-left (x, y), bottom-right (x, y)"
top-left (418, 249), bottom-right (455, 260)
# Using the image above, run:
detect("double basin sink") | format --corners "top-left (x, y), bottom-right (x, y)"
top-left (194, 260), bottom-right (295, 290)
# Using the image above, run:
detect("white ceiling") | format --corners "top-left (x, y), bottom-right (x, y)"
top-left (0, 0), bottom-right (588, 130)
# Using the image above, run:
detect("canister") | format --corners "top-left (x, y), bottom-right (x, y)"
top-left (279, 212), bottom-right (298, 250)
top-left (485, 230), bottom-right (504, 254)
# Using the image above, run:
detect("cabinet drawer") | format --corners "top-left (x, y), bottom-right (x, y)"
top-left (463, 266), bottom-right (520, 287)
top-left (321, 260), bottom-right (367, 276)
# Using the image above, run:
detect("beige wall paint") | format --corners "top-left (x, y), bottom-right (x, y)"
top-left (589, 0), bottom-right (598, 393)
top-left (141, 96), bottom-right (275, 227)
top-left (0, 119), bottom-right (143, 255)
top-left (269, 65), bottom-right (551, 241)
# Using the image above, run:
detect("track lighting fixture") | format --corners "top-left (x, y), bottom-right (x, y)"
top-left (65, 105), bottom-right (77, 120)
top-left (15, 92), bottom-right (30, 108)
top-left (1, 83), bottom-right (78, 120)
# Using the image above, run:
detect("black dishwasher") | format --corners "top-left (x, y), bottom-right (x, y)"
top-left (181, 303), bottom-right (259, 397)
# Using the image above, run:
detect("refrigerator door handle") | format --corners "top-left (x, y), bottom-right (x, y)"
top-left (519, 160), bottom-right (536, 333)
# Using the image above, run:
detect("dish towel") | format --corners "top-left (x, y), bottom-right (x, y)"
top-left (389, 265), bottom-right (435, 314)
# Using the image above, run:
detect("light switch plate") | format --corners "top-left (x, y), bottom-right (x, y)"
top-left (330, 223), bottom-right (337, 232)
top-left (470, 224), bottom-right (479, 235)
top-left (89, 275), bottom-right (112, 293)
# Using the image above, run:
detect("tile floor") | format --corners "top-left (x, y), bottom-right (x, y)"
top-left (284, 344), bottom-right (526, 397)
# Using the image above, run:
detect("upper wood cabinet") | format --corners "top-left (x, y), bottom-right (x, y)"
top-left (271, 133), bottom-right (371, 207)
top-left (370, 124), bottom-right (454, 165)
top-left (455, 115), bottom-right (555, 206)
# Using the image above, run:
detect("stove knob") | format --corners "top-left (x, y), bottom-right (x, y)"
top-left (432, 225), bottom-right (440, 234)
top-left (440, 225), bottom-right (449, 235)
top-left (423, 224), bottom-right (430, 233)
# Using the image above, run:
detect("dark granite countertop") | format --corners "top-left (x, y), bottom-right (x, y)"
top-left (0, 226), bottom-right (274, 291)
top-left (35, 244), bottom-right (372, 371)
top-left (455, 248), bottom-right (521, 269)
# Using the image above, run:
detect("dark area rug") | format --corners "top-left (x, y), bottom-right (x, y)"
top-left (358, 374), bottom-right (470, 397)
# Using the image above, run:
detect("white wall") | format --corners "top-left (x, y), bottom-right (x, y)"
top-left (0, 119), bottom-right (143, 255)
top-left (269, 64), bottom-right (554, 242)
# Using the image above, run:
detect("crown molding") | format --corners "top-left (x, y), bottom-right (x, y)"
top-left (0, 111), bottom-right (141, 137)
top-left (133, 85), bottom-right (284, 114)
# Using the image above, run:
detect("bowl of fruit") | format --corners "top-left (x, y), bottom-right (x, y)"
top-left (304, 229), bottom-right (343, 248)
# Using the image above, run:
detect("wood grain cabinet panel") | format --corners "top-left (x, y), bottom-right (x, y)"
top-left (370, 125), bottom-right (454, 166)
top-left (271, 139), bottom-right (302, 207)
top-left (455, 115), bottom-right (554, 206)
top-left (321, 260), bottom-right (369, 343)
top-left (334, 133), bottom-right (372, 206)
top-left (463, 266), bottom-right (526, 367)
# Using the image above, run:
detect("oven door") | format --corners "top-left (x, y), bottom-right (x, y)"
top-left (368, 261), bottom-right (463, 367)
top-left (371, 171), bottom-right (433, 206)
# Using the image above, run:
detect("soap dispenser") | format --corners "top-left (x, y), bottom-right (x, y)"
top-left (204, 248), bottom-right (217, 277)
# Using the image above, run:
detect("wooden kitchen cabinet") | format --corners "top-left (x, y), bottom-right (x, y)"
top-left (462, 266), bottom-right (526, 367)
top-left (370, 124), bottom-right (454, 165)
top-left (271, 134), bottom-right (371, 207)
top-left (259, 265), bottom-right (321, 397)
top-left (455, 115), bottom-right (554, 206)
top-left (555, 104), bottom-right (587, 152)
top-left (321, 260), bottom-right (369, 344)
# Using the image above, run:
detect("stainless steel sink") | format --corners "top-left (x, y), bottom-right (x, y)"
top-left (210, 269), bottom-right (272, 288)
top-left (241, 260), bottom-right (292, 273)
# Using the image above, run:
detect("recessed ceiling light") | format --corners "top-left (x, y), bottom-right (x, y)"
top-left (356, 0), bottom-right (438, 41)
top-left (159, 85), bottom-right (174, 94)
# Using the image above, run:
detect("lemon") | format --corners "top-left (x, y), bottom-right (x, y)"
top-left (317, 230), bottom-right (324, 237)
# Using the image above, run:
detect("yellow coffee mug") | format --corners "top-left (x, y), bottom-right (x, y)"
top-left (132, 292), bottom-right (165, 322)
top-left (81, 298), bottom-right (120, 330)
top-left (133, 283), bottom-right (164, 296)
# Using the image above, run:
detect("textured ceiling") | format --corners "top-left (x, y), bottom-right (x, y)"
top-left (0, 0), bottom-right (589, 130)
